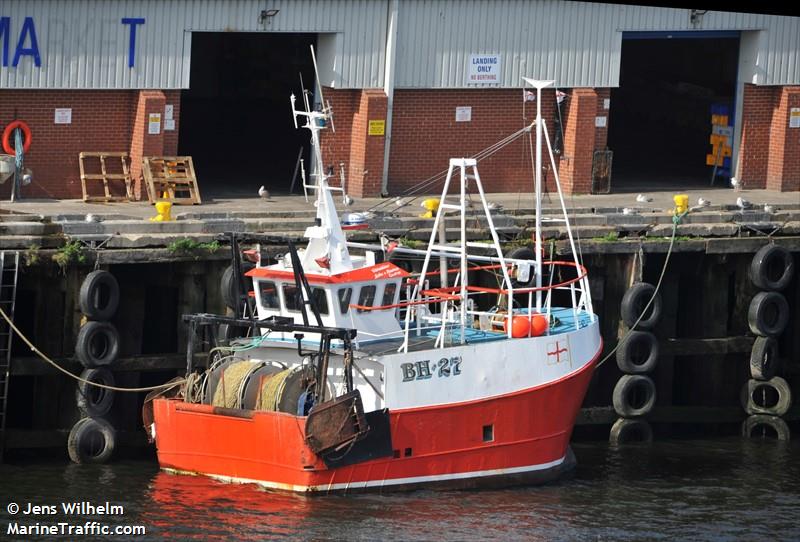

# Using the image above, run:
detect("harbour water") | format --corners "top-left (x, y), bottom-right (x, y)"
top-left (1, 438), bottom-right (798, 541)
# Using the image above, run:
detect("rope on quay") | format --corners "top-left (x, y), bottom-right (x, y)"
top-left (0, 307), bottom-right (186, 393)
top-left (593, 212), bottom-right (685, 371)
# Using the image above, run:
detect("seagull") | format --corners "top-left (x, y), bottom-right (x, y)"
top-left (487, 202), bottom-right (504, 211)
top-left (636, 193), bottom-right (652, 203)
top-left (85, 213), bottom-right (101, 223)
top-left (622, 207), bottom-right (638, 215)
top-left (764, 204), bottom-right (775, 214)
top-left (258, 185), bottom-right (270, 200)
top-left (342, 194), bottom-right (354, 206)
top-left (697, 197), bottom-right (711, 208)
top-left (736, 196), bottom-right (751, 210)
top-left (730, 177), bottom-right (741, 190)
top-left (394, 197), bottom-right (405, 206)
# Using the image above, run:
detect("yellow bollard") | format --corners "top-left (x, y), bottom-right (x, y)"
top-left (150, 201), bottom-right (173, 222)
top-left (673, 194), bottom-right (689, 215)
top-left (420, 198), bottom-right (440, 219)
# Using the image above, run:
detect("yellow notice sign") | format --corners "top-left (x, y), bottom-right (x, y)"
top-left (368, 120), bottom-right (385, 136)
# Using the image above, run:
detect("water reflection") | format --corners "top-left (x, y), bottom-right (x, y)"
top-left (1, 439), bottom-right (798, 541)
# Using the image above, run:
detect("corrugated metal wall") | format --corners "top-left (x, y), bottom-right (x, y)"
top-left (395, 1), bottom-right (799, 88)
top-left (0, 0), bottom-right (387, 89)
top-left (1, 0), bottom-right (797, 90)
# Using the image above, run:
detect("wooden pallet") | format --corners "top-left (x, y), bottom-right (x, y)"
top-left (142, 156), bottom-right (202, 205)
top-left (78, 152), bottom-right (133, 202)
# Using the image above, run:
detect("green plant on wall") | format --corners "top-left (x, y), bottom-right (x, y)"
top-left (167, 238), bottom-right (221, 255)
top-left (52, 240), bottom-right (86, 271)
top-left (24, 244), bottom-right (40, 266)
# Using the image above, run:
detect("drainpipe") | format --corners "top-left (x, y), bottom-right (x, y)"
top-left (381, 0), bottom-right (399, 197)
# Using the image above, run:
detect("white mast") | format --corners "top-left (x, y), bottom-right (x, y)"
top-left (289, 46), bottom-right (353, 274)
top-left (522, 78), bottom-right (553, 313)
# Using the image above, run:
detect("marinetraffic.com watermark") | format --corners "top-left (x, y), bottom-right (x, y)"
top-left (5, 501), bottom-right (146, 537)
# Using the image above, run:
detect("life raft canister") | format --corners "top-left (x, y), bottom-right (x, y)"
top-left (2, 120), bottom-right (32, 155)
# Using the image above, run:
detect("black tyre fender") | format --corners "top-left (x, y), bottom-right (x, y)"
top-left (67, 417), bottom-right (116, 464)
top-left (76, 368), bottom-right (115, 417)
top-left (616, 330), bottom-right (659, 374)
top-left (609, 418), bottom-right (653, 446)
top-left (747, 291), bottom-right (789, 337)
top-left (749, 244), bottom-right (795, 291)
top-left (612, 374), bottom-right (656, 418)
top-left (620, 282), bottom-right (662, 330)
top-left (750, 336), bottom-right (779, 381)
top-left (221, 263), bottom-right (255, 310)
top-left (79, 270), bottom-right (120, 321)
top-left (741, 376), bottom-right (792, 416)
top-left (75, 321), bottom-right (120, 368)
top-left (742, 414), bottom-right (791, 441)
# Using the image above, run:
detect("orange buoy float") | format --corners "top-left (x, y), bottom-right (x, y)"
top-left (529, 314), bottom-right (548, 336)
top-left (503, 313), bottom-right (548, 338)
top-left (2, 120), bottom-right (32, 155)
top-left (504, 315), bottom-right (531, 338)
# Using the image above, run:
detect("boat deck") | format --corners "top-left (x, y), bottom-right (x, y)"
top-left (357, 307), bottom-right (595, 356)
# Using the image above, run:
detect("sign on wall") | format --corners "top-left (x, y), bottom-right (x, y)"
top-left (148, 113), bottom-right (161, 135)
top-left (54, 108), bottom-right (72, 124)
top-left (467, 54), bottom-right (501, 85)
top-left (368, 120), bottom-right (385, 136)
top-left (455, 106), bottom-right (472, 122)
top-left (790, 108), bottom-right (800, 129)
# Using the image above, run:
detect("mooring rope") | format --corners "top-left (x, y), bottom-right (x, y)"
top-left (0, 306), bottom-right (186, 393)
top-left (593, 212), bottom-right (685, 370)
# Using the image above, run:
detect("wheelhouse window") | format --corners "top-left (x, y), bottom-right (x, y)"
top-left (282, 284), bottom-right (328, 315)
top-left (357, 285), bottom-right (377, 313)
top-left (381, 283), bottom-right (398, 310)
top-left (258, 281), bottom-right (279, 310)
top-left (338, 288), bottom-right (352, 314)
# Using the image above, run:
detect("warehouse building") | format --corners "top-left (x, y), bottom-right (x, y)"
top-left (0, 1), bottom-right (798, 200)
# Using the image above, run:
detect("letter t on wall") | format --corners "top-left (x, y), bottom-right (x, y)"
top-left (121, 17), bottom-right (145, 68)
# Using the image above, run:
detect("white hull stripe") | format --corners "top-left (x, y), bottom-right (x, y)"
top-left (163, 455), bottom-right (566, 493)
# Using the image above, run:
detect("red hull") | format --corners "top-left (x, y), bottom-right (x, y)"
top-left (153, 348), bottom-right (599, 493)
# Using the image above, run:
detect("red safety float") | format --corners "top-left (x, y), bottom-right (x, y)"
top-left (2, 120), bottom-right (32, 155)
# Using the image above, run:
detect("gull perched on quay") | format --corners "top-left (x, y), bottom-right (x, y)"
top-left (258, 185), bottom-right (270, 200)
top-left (636, 193), bottom-right (652, 203)
top-left (736, 196), bottom-right (751, 210)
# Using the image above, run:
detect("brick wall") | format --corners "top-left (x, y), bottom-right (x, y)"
top-left (0, 90), bottom-right (136, 199)
top-left (0, 89), bottom-right (182, 200)
top-left (387, 89), bottom-right (558, 195)
top-left (319, 88), bottom-right (387, 197)
top-left (739, 84), bottom-right (800, 192)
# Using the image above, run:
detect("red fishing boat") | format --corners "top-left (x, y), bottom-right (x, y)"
top-left (148, 73), bottom-right (601, 493)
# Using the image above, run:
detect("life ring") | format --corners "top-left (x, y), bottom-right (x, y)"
top-left (67, 417), bottom-right (116, 464)
top-left (79, 270), bottom-right (120, 321)
top-left (609, 418), bottom-right (653, 446)
top-left (749, 244), bottom-right (795, 292)
top-left (616, 330), bottom-right (659, 374)
top-left (747, 291), bottom-right (789, 337)
top-left (612, 374), bottom-right (656, 418)
top-left (750, 336), bottom-right (779, 381)
top-left (76, 368), bottom-right (115, 417)
top-left (741, 376), bottom-right (792, 416)
top-left (620, 282), bottom-right (662, 330)
top-left (75, 321), bottom-right (120, 368)
top-left (742, 414), bottom-right (791, 441)
top-left (2, 120), bottom-right (32, 155)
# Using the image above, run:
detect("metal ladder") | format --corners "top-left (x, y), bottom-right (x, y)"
top-left (0, 251), bottom-right (20, 462)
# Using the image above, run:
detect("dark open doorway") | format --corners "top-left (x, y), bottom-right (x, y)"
top-left (179, 32), bottom-right (317, 199)
top-left (607, 32), bottom-right (739, 192)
